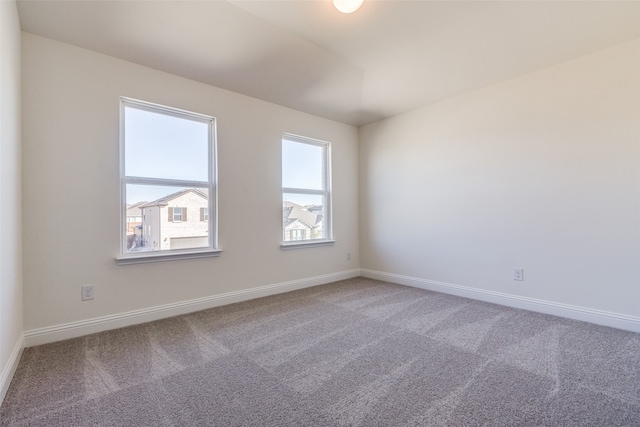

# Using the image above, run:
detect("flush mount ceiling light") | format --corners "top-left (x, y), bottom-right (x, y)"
top-left (333, 0), bottom-right (364, 14)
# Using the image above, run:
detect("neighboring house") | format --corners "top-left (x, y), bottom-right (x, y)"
top-left (283, 201), bottom-right (323, 241)
top-left (125, 201), bottom-right (146, 235)
top-left (136, 189), bottom-right (209, 251)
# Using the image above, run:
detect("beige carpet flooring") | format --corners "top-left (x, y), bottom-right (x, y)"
top-left (1, 277), bottom-right (639, 426)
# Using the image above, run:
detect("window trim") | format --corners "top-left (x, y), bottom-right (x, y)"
top-left (117, 97), bottom-right (219, 264)
top-left (170, 207), bottom-right (187, 223)
top-left (281, 133), bottom-right (334, 249)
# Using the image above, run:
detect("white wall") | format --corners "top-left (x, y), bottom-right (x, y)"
top-left (0, 0), bottom-right (24, 401)
top-left (21, 33), bottom-right (359, 336)
top-left (360, 39), bottom-right (640, 320)
top-left (16, 24), bottom-right (639, 347)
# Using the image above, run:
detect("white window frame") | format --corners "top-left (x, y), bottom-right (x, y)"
top-left (117, 97), bottom-right (220, 265)
top-left (172, 207), bottom-right (183, 223)
top-left (281, 133), bottom-right (334, 250)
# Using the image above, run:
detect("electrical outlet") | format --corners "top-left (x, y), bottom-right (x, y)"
top-left (513, 268), bottom-right (524, 281)
top-left (347, 252), bottom-right (352, 261)
top-left (82, 284), bottom-right (94, 301)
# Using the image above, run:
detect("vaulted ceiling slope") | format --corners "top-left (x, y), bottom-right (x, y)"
top-left (17, 0), bottom-right (640, 126)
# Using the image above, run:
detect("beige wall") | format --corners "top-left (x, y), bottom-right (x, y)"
top-left (0, 0), bottom-right (24, 400)
top-left (21, 33), bottom-right (359, 332)
top-left (14, 14), bottom-right (640, 353)
top-left (359, 39), bottom-right (640, 318)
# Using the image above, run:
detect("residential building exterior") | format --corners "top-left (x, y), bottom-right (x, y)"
top-left (125, 201), bottom-right (146, 235)
top-left (283, 201), bottom-right (323, 241)
top-left (135, 189), bottom-right (209, 251)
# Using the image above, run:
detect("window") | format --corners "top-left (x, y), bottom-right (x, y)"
top-left (282, 134), bottom-right (333, 248)
top-left (290, 229), bottom-right (306, 240)
top-left (169, 207), bottom-right (186, 222)
top-left (118, 98), bottom-right (218, 264)
top-left (200, 207), bottom-right (208, 221)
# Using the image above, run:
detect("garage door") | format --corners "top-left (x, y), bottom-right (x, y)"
top-left (170, 236), bottom-right (208, 250)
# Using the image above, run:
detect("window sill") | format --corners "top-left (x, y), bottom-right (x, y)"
top-left (280, 240), bottom-right (335, 250)
top-left (116, 249), bottom-right (221, 265)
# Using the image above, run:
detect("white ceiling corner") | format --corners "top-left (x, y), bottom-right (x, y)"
top-left (16, 0), bottom-right (640, 126)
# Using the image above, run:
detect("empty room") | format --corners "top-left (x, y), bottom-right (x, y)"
top-left (1, 0), bottom-right (639, 425)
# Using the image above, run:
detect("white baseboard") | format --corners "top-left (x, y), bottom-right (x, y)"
top-left (1, 333), bottom-right (24, 405)
top-left (361, 269), bottom-right (640, 333)
top-left (24, 269), bottom-right (360, 347)
top-left (22, 267), bottom-right (638, 348)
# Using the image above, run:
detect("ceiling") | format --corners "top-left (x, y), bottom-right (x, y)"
top-left (16, 0), bottom-right (640, 126)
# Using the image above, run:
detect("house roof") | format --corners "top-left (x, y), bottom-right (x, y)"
top-left (125, 201), bottom-right (147, 217)
top-left (138, 189), bottom-right (208, 209)
top-left (283, 201), bottom-right (322, 229)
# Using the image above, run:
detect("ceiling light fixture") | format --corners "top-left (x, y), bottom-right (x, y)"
top-left (333, 0), bottom-right (364, 14)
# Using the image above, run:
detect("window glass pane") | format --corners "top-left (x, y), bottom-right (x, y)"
top-left (173, 207), bottom-right (183, 221)
top-left (283, 193), bottom-right (325, 241)
top-left (125, 184), bottom-right (209, 253)
top-left (124, 106), bottom-right (209, 181)
top-left (282, 139), bottom-right (324, 190)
